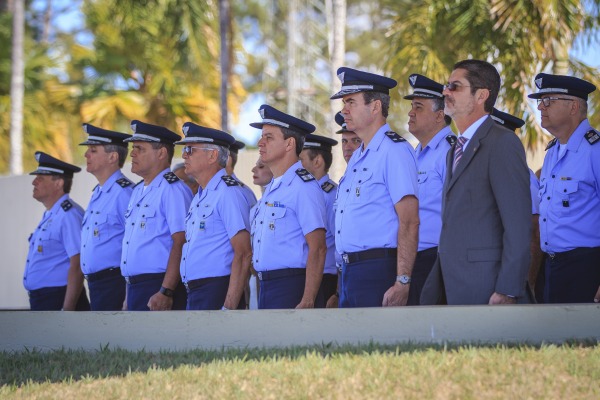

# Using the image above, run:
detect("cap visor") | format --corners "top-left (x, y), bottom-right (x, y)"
top-left (249, 122), bottom-right (265, 129)
top-left (330, 88), bottom-right (365, 100)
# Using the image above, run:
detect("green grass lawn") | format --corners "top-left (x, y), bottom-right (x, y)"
top-left (1, 343), bottom-right (599, 399)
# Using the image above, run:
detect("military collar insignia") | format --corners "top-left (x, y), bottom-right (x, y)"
top-left (545, 138), bottom-right (557, 151)
top-left (295, 168), bottom-right (315, 182)
top-left (384, 131), bottom-right (406, 143)
top-left (446, 135), bottom-right (457, 145)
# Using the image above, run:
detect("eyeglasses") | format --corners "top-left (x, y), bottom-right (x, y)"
top-left (443, 82), bottom-right (486, 92)
top-left (536, 97), bottom-right (574, 107)
top-left (182, 145), bottom-right (214, 155)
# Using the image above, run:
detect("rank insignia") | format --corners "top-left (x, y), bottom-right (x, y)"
top-left (384, 131), bottom-right (406, 143)
top-left (222, 175), bottom-right (240, 186)
top-left (116, 178), bottom-right (133, 188)
top-left (296, 168), bottom-right (315, 182)
top-left (321, 181), bottom-right (335, 193)
top-left (61, 200), bottom-right (73, 211)
top-left (584, 129), bottom-right (600, 145)
top-left (163, 172), bottom-right (180, 184)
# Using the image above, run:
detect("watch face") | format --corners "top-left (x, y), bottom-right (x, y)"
top-left (397, 275), bottom-right (411, 284)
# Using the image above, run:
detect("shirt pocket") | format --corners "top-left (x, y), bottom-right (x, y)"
top-left (351, 170), bottom-right (374, 203)
top-left (138, 207), bottom-right (157, 233)
top-left (89, 213), bottom-right (109, 241)
top-left (556, 180), bottom-right (579, 216)
top-left (36, 229), bottom-right (61, 255)
top-left (267, 206), bottom-right (287, 235)
top-left (196, 204), bottom-right (215, 234)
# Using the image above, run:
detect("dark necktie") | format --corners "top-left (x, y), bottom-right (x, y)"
top-left (452, 136), bottom-right (468, 172)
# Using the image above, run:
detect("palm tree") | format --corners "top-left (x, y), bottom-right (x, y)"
top-left (384, 0), bottom-right (600, 150)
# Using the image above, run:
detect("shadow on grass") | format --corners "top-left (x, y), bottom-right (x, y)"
top-left (1, 340), bottom-right (597, 387)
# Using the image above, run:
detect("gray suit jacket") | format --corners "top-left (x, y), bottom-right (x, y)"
top-left (421, 116), bottom-right (532, 304)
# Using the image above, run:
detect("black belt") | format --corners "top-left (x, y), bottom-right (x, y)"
top-left (546, 246), bottom-right (600, 261)
top-left (342, 248), bottom-right (397, 265)
top-left (257, 268), bottom-right (305, 281)
top-left (124, 272), bottom-right (165, 285)
top-left (84, 267), bottom-right (122, 282)
top-left (184, 276), bottom-right (228, 291)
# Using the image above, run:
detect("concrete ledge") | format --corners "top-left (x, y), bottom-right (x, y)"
top-left (1, 305), bottom-right (599, 352)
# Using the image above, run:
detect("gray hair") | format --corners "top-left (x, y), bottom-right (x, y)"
top-left (104, 144), bottom-right (128, 168)
top-left (204, 144), bottom-right (230, 168)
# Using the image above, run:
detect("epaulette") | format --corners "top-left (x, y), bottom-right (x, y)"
top-left (163, 171), bottom-right (180, 184)
top-left (321, 181), bottom-right (335, 193)
top-left (584, 129), bottom-right (600, 145)
top-left (545, 138), bottom-right (557, 151)
top-left (295, 168), bottom-right (315, 182)
top-left (384, 131), bottom-right (406, 143)
top-left (61, 199), bottom-right (73, 212)
top-left (446, 135), bottom-right (457, 145)
top-left (116, 177), bottom-right (133, 188)
top-left (221, 175), bottom-right (240, 187)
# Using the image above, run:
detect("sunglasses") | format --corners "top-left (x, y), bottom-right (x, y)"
top-left (182, 145), bottom-right (214, 155)
top-left (443, 82), bottom-right (487, 92)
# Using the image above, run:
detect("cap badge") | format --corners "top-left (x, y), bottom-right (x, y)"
top-left (409, 75), bottom-right (417, 86)
top-left (535, 78), bottom-right (543, 89)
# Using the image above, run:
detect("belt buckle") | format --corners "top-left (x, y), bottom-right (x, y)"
top-left (124, 276), bottom-right (131, 284)
top-left (257, 271), bottom-right (262, 281)
top-left (183, 281), bottom-right (189, 290)
top-left (548, 252), bottom-right (556, 260)
top-left (84, 274), bottom-right (90, 281)
top-left (342, 253), bottom-right (349, 264)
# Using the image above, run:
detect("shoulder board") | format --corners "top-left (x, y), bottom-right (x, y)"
top-left (321, 181), bottom-right (336, 193)
top-left (163, 172), bottom-right (180, 184)
top-left (545, 138), bottom-right (557, 151)
top-left (584, 129), bottom-right (600, 145)
top-left (134, 180), bottom-right (144, 188)
top-left (446, 135), bottom-right (457, 145)
top-left (116, 177), bottom-right (133, 188)
top-left (61, 199), bottom-right (73, 212)
top-left (295, 168), bottom-right (315, 182)
top-left (221, 175), bottom-right (240, 187)
top-left (384, 131), bottom-right (406, 143)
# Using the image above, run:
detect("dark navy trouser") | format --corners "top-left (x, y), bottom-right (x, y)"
top-left (29, 286), bottom-right (90, 311)
top-left (544, 247), bottom-right (600, 303)
top-left (258, 269), bottom-right (306, 309)
top-left (407, 247), bottom-right (437, 306)
top-left (126, 274), bottom-right (187, 311)
top-left (315, 273), bottom-right (338, 308)
top-left (340, 256), bottom-right (396, 308)
top-left (87, 268), bottom-right (126, 311)
top-left (186, 275), bottom-right (246, 310)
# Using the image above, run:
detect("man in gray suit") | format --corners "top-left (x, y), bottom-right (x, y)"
top-left (421, 59), bottom-right (531, 305)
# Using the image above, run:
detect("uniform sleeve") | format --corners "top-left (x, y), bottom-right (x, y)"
top-left (61, 209), bottom-right (83, 257)
top-left (219, 187), bottom-right (251, 239)
top-left (386, 142), bottom-right (418, 204)
top-left (296, 180), bottom-right (326, 236)
top-left (163, 183), bottom-right (193, 235)
top-left (529, 169), bottom-right (540, 215)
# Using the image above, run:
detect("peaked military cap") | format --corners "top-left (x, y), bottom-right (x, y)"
top-left (334, 111), bottom-right (353, 134)
top-left (229, 140), bottom-right (246, 154)
top-left (30, 152), bottom-right (81, 177)
top-left (330, 67), bottom-right (397, 100)
top-left (303, 133), bottom-right (338, 151)
top-left (250, 104), bottom-right (315, 135)
top-left (124, 120), bottom-right (181, 144)
top-left (403, 74), bottom-right (444, 100)
top-left (175, 122), bottom-right (235, 148)
top-left (528, 73), bottom-right (596, 100)
top-left (79, 123), bottom-right (131, 146)
top-left (491, 108), bottom-right (525, 132)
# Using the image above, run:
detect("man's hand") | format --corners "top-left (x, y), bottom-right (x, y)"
top-left (594, 285), bottom-right (600, 303)
top-left (382, 282), bottom-right (409, 307)
top-left (489, 292), bottom-right (517, 305)
top-left (326, 294), bottom-right (339, 308)
top-left (148, 292), bottom-right (174, 311)
top-left (295, 298), bottom-right (315, 309)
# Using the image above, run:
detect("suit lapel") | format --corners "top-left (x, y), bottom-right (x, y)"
top-left (446, 116), bottom-right (494, 191)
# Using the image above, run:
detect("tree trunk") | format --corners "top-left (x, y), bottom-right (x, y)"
top-left (219, 0), bottom-right (231, 131)
top-left (10, 0), bottom-right (25, 175)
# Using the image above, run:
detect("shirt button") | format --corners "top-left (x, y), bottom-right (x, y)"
top-left (547, 197), bottom-right (550, 200)
top-left (337, 230), bottom-right (340, 234)
top-left (543, 218), bottom-right (546, 222)
top-left (563, 189), bottom-right (567, 192)
top-left (340, 210), bottom-right (343, 213)
top-left (353, 169), bottom-right (356, 172)
top-left (552, 175), bottom-right (555, 178)
top-left (271, 213), bottom-right (275, 216)
top-left (346, 189), bottom-right (349, 192)
top-left (544, 242), bottom-right (548, 245)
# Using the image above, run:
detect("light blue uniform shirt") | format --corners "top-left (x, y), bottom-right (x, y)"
top-left (233, 173), bottom-right (257, 209)
top-left (318, 174), bottom-right (338, 275)
top-left (529, 169), bottom-right (540, 215)
top-left (415, 126), bottom-right (454, 251)
top-left (81, 170), bottom-right (133, 274)
top-left (539, 119), bottom-right (600, 252)
top-left (121, 168), bottom-right (192, 276)
top-left (251, 161), bottom-right (326, 272)
top-left (335, 124), bottom-right (418, 253)
top-left (181, 169), bottom-right (250, 282)
top-left (24, 194), bottom-right (84, 291)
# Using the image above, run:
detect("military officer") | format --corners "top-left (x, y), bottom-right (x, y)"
top-left (79, 124), bottom-right (133, 310)
top-left (529, 73), bottom-right (600, 303)
top-left (334, 111), bottom-right (362, 163)
top-left (331, 67), bottom-right (419, 307)
top-left (226, 140), bottom-right (257, 208)
top-left (25, 152), bottom-right (90, 311)
top-left (403, 74), bottom-right (455, 305)
top-left (176, 123), bottom-right (252, 310)
top-left (299, 133), bottom-right (339, 308)
top-left (250, 104), bottom-right (327, 309)
top-left (121, 120), bottom-right (193, 311)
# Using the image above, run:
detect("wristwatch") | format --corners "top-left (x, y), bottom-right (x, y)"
top-left (396, 274), bottom-right (411, 285)
top-left (159, 286), bottom-right (175, 297)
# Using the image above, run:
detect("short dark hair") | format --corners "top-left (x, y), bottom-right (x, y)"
top-left (305, 148), bottom-right (333, 172)
top-left (104, 144), bottom-right (128, 168)
top-left (453, 59), bottom-right (500, 113)
top-left (281, 126), bottom-right (305, 156)
top-left (363, 92), bottom-right (390, 118)
top-left (52, 175), bottom-right (73, 193)
top-left (432, 97), bottom-right (452, 126)
top-left (150, 142), bottom-right (175, 164)
top-left (230, 151), bottom-right (238, 169)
